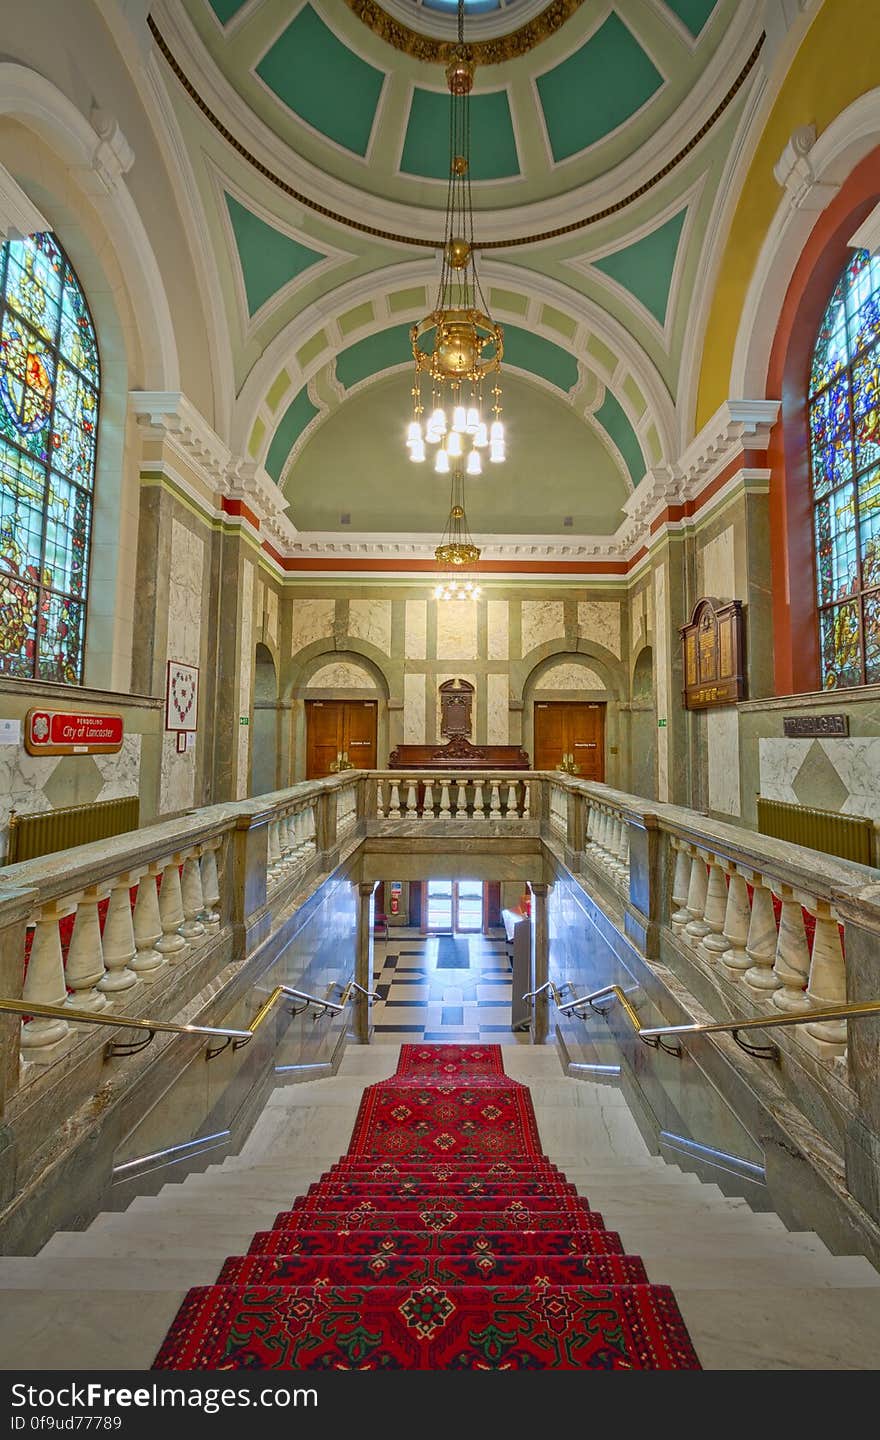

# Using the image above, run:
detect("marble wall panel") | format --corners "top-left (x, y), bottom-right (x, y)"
top-left (487, 601), bottom-right (509, 660)
top-left (654, 565), bottom-right (669, 801)
top-left (348, 599), bottom-right (392, 655)
top-left (160, 520), bottom-right (204, 814)
top-left (436, 603), bottom-right (477, 660)
top-left (265, 588), bottom-right (279, 648)
top-left (759, 737), bottom-right (880, 818)
top-left (307, 661), bottom-right (376, 690)
top-left (94, 735), bottom-right (142, 801)
top-left (486, 673), bottom-right (509, 743)
top-left (521, 600), bottom-right (565, 656)
top-left (578, 600), bottom-right (621, 658)
top-left (237, 561), bottom-right (254, 799)
top-left (0, 750), bottom-right (54, 862)
top-left (404, 672), bottom-right (426, 743)
top-left (697, 525), bottom-right (737, 601)
top-left (291, 599), bottom-right (335, 654)
top-left (829, 740), bottom-right (880, 818)
top-left (707, 708), bottom-right (741, 816)
top-left (758, 739), bottom-right (803, 804)
top-left (405, 601), bottom-right (427, 660)
top-left (436, 674), bottom-right (477, 737)
top-left (534, 661), bottom-right (605, 691)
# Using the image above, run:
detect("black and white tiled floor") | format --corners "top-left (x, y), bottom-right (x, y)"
top-left (371, 929), bottom-right (529, 1046)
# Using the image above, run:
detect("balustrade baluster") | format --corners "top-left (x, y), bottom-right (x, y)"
top-left (156, 859), bottom-right (188, 962)
top-left (388, 783), bottom-right (401, 819)
top-left (21, 903), bottom-right (70, 1061)
top-left (472, 780), bottom-right (485, 819)
top-left (489, 782), bottom-right (502, 821)
top-left (406, 782), bottom-right (418, 818)
top-left (422, 782), bottom-right (434, 819)
top-left (719, 870), bottom-right (752, 975)
top-left (616, 822), bottom-right (630, 874)
top-left (670, 841), bottom-right (692, 930)
top-left (505, 782), bottom-right (518, 819)
top-left (804, 903), bottom-right (848, 1058)
top-left (98, 877), bottom-right (139, 995)
top-left (743, 880), bottom-right (781, 994)
top-left (521, 780), bottom-right (530, 818)
top-left (771, 889), bottom-right (812, 1012)
top-left (683, 853), bottom-right (710, 945)
top-left (180, 854), bottom-right (207, 941)
top-left (697, 859), bottom-right (731, 963)
top-left (65, 889), bottom-right (110, 1010)
top-left (305, 804), bottom-right (316, 854)
top-left (584, 806), bottom-right (598, 855)
top-left (439, 782), bottom-right (452, 819)
top-left (200, 844), bottom-right (221, 927)
top-left (131, 868), bottom-right (166, 980)
top-left (375, 779), bottom-right (386, 819)
top-left (267, 819), bottom-right (282, 873)
top-left (455, 782), bottom-right (468, 820)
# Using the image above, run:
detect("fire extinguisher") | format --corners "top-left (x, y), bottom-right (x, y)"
top-left (389, 886), bottom-right (400, 916)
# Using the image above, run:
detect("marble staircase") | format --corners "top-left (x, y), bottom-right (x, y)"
top-left (1, 1046), bottom-right (879, 1370)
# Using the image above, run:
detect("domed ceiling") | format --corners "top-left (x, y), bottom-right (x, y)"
top-left (150, 0), bottom-right (767, 548)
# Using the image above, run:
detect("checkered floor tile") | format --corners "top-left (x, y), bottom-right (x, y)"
top-left (371, 930), bottom-right (527, 1045)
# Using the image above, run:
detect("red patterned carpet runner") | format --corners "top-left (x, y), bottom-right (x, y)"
top-left (153, 1045), bottom-right (700, 1370)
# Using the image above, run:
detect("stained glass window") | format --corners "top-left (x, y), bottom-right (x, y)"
top-left (809, 248), bottom-right (880, 688)
top-left (0, 233), bottom-right (98, 684)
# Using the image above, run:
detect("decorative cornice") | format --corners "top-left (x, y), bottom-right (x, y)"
top-left (677, 398), bottom-right (780, 489)
top-left (773, 124), bottom-right (840, 213)
top-left (343, 0), bottom-right (585, 66)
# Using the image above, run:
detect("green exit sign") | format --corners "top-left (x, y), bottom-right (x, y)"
top-left (239, 715), bottom-right (249, 726)
top-left (658, 718), bottom-right (667, 728)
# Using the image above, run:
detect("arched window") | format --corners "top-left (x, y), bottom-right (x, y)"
top-left (0, 232), bottom-right (99, 684)
top-left (810, 247), bottom-right (880, 688)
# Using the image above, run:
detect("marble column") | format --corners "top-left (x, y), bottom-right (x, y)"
top-left (529, 882), bottom-right (551, 1045)
top-left (353, 881), bottom-right (377, 1045)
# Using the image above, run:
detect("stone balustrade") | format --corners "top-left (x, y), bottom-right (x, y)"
top-left (372, 773), bottom-right (530, 822)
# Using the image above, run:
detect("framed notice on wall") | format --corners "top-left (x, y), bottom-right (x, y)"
top-left (165, 660), bottom-right (199, 732)
top-left (680, 597), bottom-right (745, 710)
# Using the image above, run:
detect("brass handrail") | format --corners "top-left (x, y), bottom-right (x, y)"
top-left (0, 981), bottom-right (356, 1062)
top-left (522, 980), bottom-right (570, 1006)
top-left (555, 984), bottom-right (880, 1061)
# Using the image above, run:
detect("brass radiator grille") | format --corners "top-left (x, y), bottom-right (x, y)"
top-left (757, 796), bottom-right (874, 867)
top-left (6, 795), bottom-right (140, 865)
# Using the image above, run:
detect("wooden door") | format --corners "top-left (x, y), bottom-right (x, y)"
top-left (534, 701), bottom-right (605, 781)
top-left (305, 700), bottom-right (377, 779)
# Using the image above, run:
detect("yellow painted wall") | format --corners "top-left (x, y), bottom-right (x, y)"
top-left (695, 0), bottom-right (880, 433)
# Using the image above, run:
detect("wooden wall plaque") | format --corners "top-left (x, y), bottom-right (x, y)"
top-left (680, 597), bottom-right (745, 710)
top-left (439, 677), bottom-right (474, 737)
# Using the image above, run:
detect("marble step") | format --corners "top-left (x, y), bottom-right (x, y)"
top-left (674, 1288), bottom-right (880, 1371)
top-left (0, 1291), bottom-right (186, 1372)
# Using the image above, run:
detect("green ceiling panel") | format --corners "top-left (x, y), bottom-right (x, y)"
top-left (207, 0), bottom-right (248, 23)
top-left (537, 13), bottom-right (663, 162)
top-left (662, 0), bottom-right (718, 37)
top-left (595, 389), bottom-right (646, 484)
top-left (503, 324), bottom-right (579, 392)
top-left (255, 5), bottom-right (385, 157)
top-left (401, 89), bottom-right (519, 180)
top-left (266, 387), bottom-right (320, 481)
top-left (336, 323), bottom-right (412, 389)
top-left (225, 194), bottom-right (325, 316)
top-left (592, 207), bottom-right (687, 326)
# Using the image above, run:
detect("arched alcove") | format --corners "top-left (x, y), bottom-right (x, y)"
top-left (522, 652), bottom-right (622, 786)
top-left (630, 646), bottom-right (657, 800)
top-left (251, 643), bottom-right (279, 796)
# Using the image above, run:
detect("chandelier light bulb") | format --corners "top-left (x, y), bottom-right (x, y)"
top-left (446, 430), bottom-right (463, 458)
top-left (466, 449), bottom-right (482, 476)
top-left (435, 448), bottom-right (450, 474)
top-left (430, 407), bottom-right (447, 435)
top-left (409, 439), bottom-right (426, 462)
top-left (465, 406), bottom-right (480, 434)
top-left (490, 445), bottom-right (505, 464)
top-left (490, 419), bottom-right (505, 444)
top-left (452, 405), bottom-right (467, 433)
top-left (474, 422), bottom-right (488, 448)
top-left (407, 420), bottom-right (422, 445)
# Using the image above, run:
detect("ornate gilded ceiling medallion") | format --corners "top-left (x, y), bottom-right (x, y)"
top-left (344, 0), bottom-right (586, 65)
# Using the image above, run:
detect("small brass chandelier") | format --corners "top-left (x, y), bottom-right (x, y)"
top-left (434, 462), bottom-right (482, 602)
top-left (406, 0), bottom-right (505, 475)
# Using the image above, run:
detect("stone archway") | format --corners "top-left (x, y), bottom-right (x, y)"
top-left (251, 643), bottom-right (279, 796)
top-left (292, 652), bottom-right (389, 779)
top-left (630, 646), bottom-right (657, 801)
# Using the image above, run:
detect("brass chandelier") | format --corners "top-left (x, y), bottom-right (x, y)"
top-left (434, 462), bottom-right (482, 602)
top-left (406, 0), bottom-right (506, 476)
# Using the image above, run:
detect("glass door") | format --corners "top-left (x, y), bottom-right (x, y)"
top-left (454, 879), bottom-right (483, 933)
top-left (425, 879), bottom-right (453, 933)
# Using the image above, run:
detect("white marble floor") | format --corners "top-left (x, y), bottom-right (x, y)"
top-left (371, 928), bottom-right (528, 1044)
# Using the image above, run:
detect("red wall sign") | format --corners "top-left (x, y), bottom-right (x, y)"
top-left (24, 708), bottom-right (124, 756)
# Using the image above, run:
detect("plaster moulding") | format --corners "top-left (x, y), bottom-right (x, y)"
top-left (280, 533), bottom-right (628, 561)
top-left (89, 106), bottom-right (135, 196)
top-left (773, 124), bottom-right (840, 213)
top-left (678, 398), bottom-right (780, 488)
top-left (0, 162), bottom-right (48, 241)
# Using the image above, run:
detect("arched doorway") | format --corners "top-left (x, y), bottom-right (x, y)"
top-left (630, 647), bottom-right (657, 800)
top-left (525, 658), bottom-right (614, 781)
top-left (251, 643), bottom-right (279, 796)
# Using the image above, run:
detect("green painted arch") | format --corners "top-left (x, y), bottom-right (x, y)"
top-left (662, 0), bottom-right (718, 38)
top-left (536, 12), bottom-right (664, 163)
top-left (255, 4), bottom-right (386, 157)
top-left (594, 388), bottom-right (646, 484)
top-left (225, 194), bottom-right (326, 317)
top-left (207, 0), bottom-right (248, 22)
top-left (266, 387), bottom-right (320, 481)
top-left (591, 206), bottom-right (687, 327)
